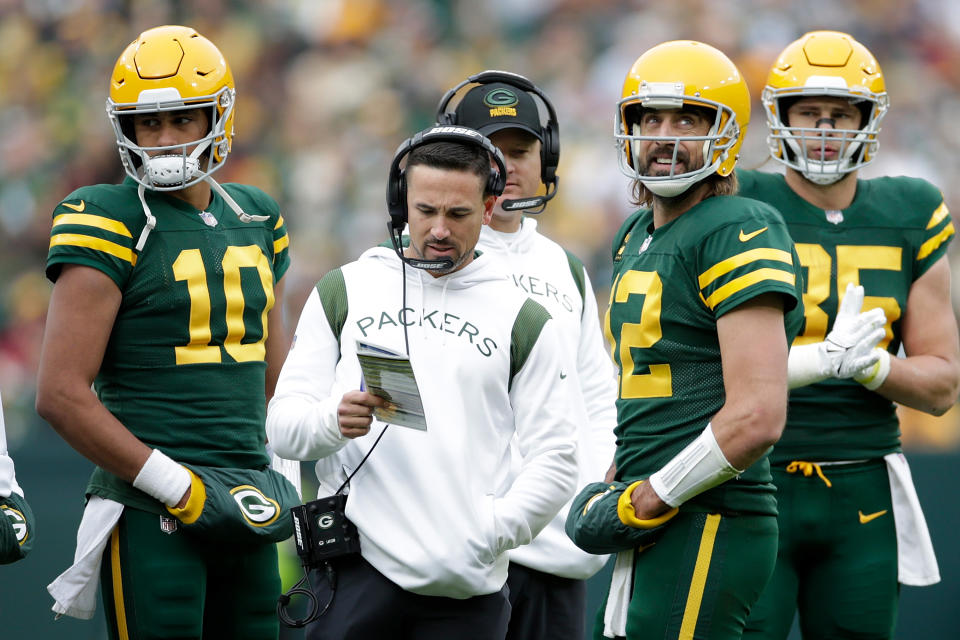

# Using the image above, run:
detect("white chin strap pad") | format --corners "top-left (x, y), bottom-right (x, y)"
top-left (142, 140), bottom-right (210, 187)
top-left (642, 177), bottom-right (698, 198)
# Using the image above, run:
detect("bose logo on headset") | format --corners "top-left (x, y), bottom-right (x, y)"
top-left (425, 125), bottom-right (485, 139)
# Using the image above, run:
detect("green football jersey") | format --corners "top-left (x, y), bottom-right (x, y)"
top-left (46, 177), bottom-right (290, 511)
top-left (737, 170), bottom-right (954, 464)
top-left (606, 195), bottom-right (804, 516)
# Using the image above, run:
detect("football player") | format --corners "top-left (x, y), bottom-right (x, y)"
top-left (437, 71), bottom-right (618, 640)
top-left (739, 30), bottom-right (959, 639)
top-left (566, 40), bottom-right (805, 640)
top-left (37, 25), bottom-right (296, 639)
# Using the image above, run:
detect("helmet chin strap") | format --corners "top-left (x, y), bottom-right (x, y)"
top-left (133, 142), bottom-right (269, 251)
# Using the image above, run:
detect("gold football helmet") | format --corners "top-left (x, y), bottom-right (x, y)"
top-left (616, 40), bottom-right (750, 197)
top-left (763, 30), bottom-right (888, 184)
top-left (106, 25), bottom-right (236, 191)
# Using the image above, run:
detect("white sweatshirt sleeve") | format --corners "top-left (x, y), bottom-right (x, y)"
top-left (266, 288), bottom-right (347, 461)
top-left (575, 268), bottom-right (619, 477)
top-left (495, 319), bottom-right (578, 552)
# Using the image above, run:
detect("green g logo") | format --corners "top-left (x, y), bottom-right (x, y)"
top-left (1, 505), bottom-right (28, 544)
top-left (230, 485), bottom-right (281, 527)
top-left (483, 88), bottom-right (519, 108)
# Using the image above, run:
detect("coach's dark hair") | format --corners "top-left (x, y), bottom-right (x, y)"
top-left (406, 141), bottom-right (496, 197)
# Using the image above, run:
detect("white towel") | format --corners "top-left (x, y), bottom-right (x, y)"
top-left (603, 549), bottom-right (634, 638)
top-left (47, 496), bottom-right (125, 619)
top-left (268, 446), bottom-right (303, 500)
top-left (885, 452), bottom-right (940, 586)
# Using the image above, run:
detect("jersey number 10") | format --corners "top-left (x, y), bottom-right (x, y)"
top-left (172, 245), bottom-right (275, 365)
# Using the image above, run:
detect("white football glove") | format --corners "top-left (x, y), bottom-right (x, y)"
top-left (825, 283), bottom-right (887, 378)
top-left (787, 284), bottom-right (887, 388)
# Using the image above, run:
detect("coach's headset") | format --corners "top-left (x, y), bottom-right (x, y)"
top-left (435, 70), bottom-right (559, 213)
top-left (386, 124), bottom-right (507, 272)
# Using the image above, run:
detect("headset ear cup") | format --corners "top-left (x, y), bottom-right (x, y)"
top-left (387, 167), bottom-right (406, 231)
top-left (487, 171), bottom-right (499, 197)
top-left (397, 174), bottom-right (407, 226)
top-left (541, 123), bottom-right (560, 185)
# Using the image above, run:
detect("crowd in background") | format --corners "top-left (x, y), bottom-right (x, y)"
top-left (2, 0), bottom-right (960, 450)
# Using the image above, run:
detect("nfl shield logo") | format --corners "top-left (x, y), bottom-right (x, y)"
top-left (825, 210), bottom-right (844, 225)
top-left (160, 515), bottom-right (178, 534)
top-left (198, 211), bottom-right (218, 227)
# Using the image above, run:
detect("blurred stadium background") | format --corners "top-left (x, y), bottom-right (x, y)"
top-left (1, 0), bottom-right (958, 637)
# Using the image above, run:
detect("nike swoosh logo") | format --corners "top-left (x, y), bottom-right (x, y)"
top-left (738, 227), bottom-right (768, 242)
top-left (858, 509), bottom-right (888, 524)
top-left (61, 200), bottom-right (85, 212)
top-left (560, 372), bottom-right (567, 380)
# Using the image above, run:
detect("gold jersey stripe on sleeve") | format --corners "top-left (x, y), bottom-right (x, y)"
top-left (274, 215), bottom-right (285, 230)
top-left (50, 233), bottom-right (138, 266)
top-left (273, 233), bottom-right (289, 254)
top-left (698, 248), bottom-right (793, 289)
top-left (678, 513), bottom-right (722, 640)
top-left (703, 268), bottom-right (795, 310)
top-left (53, 213), bottom-right (133, 238)
top-left (917, 221), bottom-right (955, 260)
top-left (925, 202), bottom-right (950, 230)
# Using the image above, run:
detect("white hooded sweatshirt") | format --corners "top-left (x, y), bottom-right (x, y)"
top-left (478, 218), bottom-right (618, 580)
top-left (267, 246), bottom-right (578, 598)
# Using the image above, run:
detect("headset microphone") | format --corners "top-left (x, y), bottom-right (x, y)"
top-left (387, 221), bottom-right (454, 272)
top-left (500, 177), bottom-right (559, 213)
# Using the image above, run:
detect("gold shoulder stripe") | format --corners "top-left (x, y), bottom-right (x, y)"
top-left (273, 234), bottom-right (290, 254)
top-left (926, 202), bottom-right (949, 230)
top-left (49, 234), bottom-right (137, 266)
top-left (703, 268), bottom-right (795, 309)
top-left (53, 213), bottom-right (132, 238)
top-left (274, 215), bottom-right (285, 230)
top-left (917, 221), bottom-right (955, 260)
top-left (698, 248), bottom-right (793, 289)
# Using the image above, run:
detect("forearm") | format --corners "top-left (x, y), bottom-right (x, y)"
top-left (710, 398), bottom-right (784, 471)
top-left (875, 354), bottom-right (960, 416)
top-left (495, 442), bottom-right (577, 550)
top-left (36, 383), bottom-right (152, 482)
top-left (266, 394), bottom-right (345, 460)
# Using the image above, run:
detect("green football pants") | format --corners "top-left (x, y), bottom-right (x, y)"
top-left (593, 511), bottom-right (778, 640)
top-left (100, 506), bottom-right (281, 640)
top-left (742, 459), bottom-right (898, 639)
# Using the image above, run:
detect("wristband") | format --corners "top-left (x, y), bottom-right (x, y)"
top-left (854, 348), bottom-right (891, 390)
top-left (648, 423), bottom-right (742, 507)
top-left (787, 342), bottom-right (831, 389)
top-left (132, 449), bottom-right (192, 507)
top-left (616, 480), bottom-right (679, 528)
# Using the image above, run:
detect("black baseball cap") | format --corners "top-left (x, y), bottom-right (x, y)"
top-left (453, 82), bottom-right (542, 141)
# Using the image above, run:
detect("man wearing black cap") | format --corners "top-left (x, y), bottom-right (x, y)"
top-left (438, 72), bottom-right (618, 640)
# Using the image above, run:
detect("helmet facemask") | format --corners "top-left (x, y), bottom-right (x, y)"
top-left (616, 83), bottom-right (741, 198)
top-left (107, 85), bottom-right (235, 191)
top-left (764, 87), bottom-right (887, 185)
